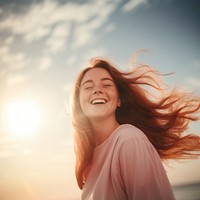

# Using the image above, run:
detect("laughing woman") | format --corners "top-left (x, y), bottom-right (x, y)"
top-left (71, 58), bottom-right (200, 200)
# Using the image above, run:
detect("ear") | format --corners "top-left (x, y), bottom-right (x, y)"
top-left (117, 99), bottom-right (121, 107)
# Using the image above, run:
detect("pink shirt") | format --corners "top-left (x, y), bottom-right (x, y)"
top-left (82, 124), bottom-right (175, 200)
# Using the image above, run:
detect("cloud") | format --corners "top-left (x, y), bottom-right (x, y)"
top-left (0, 46), bottom-right (29, 69)
top-left (6, 73), bottom-right (29, 87)
top-left (46, 23), bottom-right (70, 54)
top-left (82, 47), bottom-right (108, 63)
top-left (37, 56), bottom-right (52, 72)
top-left (66, 55), bottom-right (77, 65)
top-left (0, 0), bottom-right (121, 87)
top-left (0, 68), bottom-right (7, 78)
top-left (4, 52), bottom-right (28, 69)
top-left (0, 46), bottom-right (9, 56)
top-left (5, 36), bottom-right (14, 45)
top-left (186, 77), bottom-right (200, 89)
top-left (62, 83), bottom-right (73, 94)
top-left (0, 1), bottom-right (56, 42)
top-left (0, 46), bottom-right (30, 87)
top-left (72, 1), bottom-right (118, 49)
top-left (0, 0), bottom-right (120, 52)
top-left (122, 0), bottom-right (148, 12)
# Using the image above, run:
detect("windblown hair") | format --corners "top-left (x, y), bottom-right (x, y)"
top-left (72, 58), bottom-right (200, 189)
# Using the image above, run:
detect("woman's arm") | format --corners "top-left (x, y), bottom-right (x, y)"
top-left (119, 137), bottom-right (175, 200)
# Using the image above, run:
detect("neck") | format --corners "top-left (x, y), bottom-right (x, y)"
top-left (90, 117), bottom-right (119, 146)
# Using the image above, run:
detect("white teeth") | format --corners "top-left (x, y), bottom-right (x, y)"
top-left (91, 99), bottom-right (107, 105)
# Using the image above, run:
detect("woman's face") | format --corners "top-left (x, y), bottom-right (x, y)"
top-left (79, 68), bottom-right (120, 121)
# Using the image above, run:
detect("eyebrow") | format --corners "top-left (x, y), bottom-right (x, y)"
top-left (81, 78), bottom-right (114, 87)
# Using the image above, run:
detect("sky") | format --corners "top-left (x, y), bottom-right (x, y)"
top-left (0, 0), bottom-right (200, 199)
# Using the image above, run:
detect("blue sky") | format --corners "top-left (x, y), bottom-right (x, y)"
top-left (0, 0), bottom-right (200, 199)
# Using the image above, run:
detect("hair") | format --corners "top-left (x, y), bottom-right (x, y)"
top-left (72, 58), bottom-right (200, 189)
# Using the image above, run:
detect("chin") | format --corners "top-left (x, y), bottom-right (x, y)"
top-left (88, 114), bottom-right (108, 120)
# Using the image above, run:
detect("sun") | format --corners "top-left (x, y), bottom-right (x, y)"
top-left (5, 100), bottom-right (44, 137)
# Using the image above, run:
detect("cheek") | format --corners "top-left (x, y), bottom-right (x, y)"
top-left (79, 92), bottom-right (89, 109)
top-left (110, 90), bottom-right (120, 102)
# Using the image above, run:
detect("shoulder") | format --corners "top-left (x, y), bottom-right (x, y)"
top-left (113, 124), bottom-right (156, 154)
top-left (115, 124), bottom-right (148, 143)
top-left (114, 124), bottom-right (160, 162)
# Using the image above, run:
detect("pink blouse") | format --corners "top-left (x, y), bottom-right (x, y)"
top-left (82, 124), bottom-right (175, 200)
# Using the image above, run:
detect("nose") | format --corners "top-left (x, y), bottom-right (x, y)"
top-left (93, 85), bottom-right (103, 94)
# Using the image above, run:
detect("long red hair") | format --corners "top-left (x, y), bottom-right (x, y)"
top-left (72, 58), bottom-right (200, 189)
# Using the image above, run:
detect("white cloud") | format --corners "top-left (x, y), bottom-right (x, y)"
top-left (72, 1), bottom-right (118, 49)
top-left (51, 23), bottom-right (70, 38)
top-left (0, 0), bottom-right (120, 51)
top-left (0, 46), bottom-right (9, 56)
top-left (73, 23), bottom-right (95, 48)
top-left (6, 73), bottom-right (29, 86)
top-left (0, 46), bottom-right (30, 87)
top-left (122, 0), bottom-right (148, 12)
top-left (0, 68), bottom-right (7, 78)
top-left (67, 55), bottom-right (77, 65)
top-left (25, 25), bottom-right (51, 43)
top-left (47, 38), bottom-right (66, 53)
top-left (46, 23), bottom-right (70, 54)
top-left (186, 77), bottom-right (200, 89)
top-left (0, 46), bottom-right (29, 69)
top-left (63, 83), bottom-right (73, 94)
top-left (0, 1), bottom-right (57, 42)
top-left (5, 36), bottom-right (14, 44)
top-left (37, 56), bottom-right (52, 72)
top-left (2, 52), bottom-right (29, 69)
top-left (80, 47), bottom-right (108, 69)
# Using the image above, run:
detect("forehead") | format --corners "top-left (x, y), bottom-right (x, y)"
top-left (81, 68), bottom-right (113, 83)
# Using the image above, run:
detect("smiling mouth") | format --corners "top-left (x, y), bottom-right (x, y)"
top-left (91, 99), bottom-right (108, 105)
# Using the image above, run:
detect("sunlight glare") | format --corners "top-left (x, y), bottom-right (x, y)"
top-left (6, 100), bottom-right (44, 137)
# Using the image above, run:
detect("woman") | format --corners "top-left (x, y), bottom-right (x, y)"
top-left (71, 58), bottom-right (200, 200)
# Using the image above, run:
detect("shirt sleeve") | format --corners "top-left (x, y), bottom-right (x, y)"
top-left (118, 136), bottom-right (175, 200)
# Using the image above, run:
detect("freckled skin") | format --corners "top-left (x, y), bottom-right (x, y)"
top-left (79, 68), bottom-right (120, 122)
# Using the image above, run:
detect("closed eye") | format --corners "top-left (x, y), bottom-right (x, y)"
top-left (103, 84), bottom-right (112, 87)
top-left (102, 80), bottom-right (114, 88)
top-left (84, 86), bottom-right (93, 90)
top-left (81, 83), bottom-right (94, 90)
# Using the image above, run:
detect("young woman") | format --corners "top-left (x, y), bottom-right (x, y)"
top-left (71, 58), bottom-right (200, 200)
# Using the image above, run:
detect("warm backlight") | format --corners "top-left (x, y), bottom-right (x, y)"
top-left (5, 100), bottom-right (43, 137)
